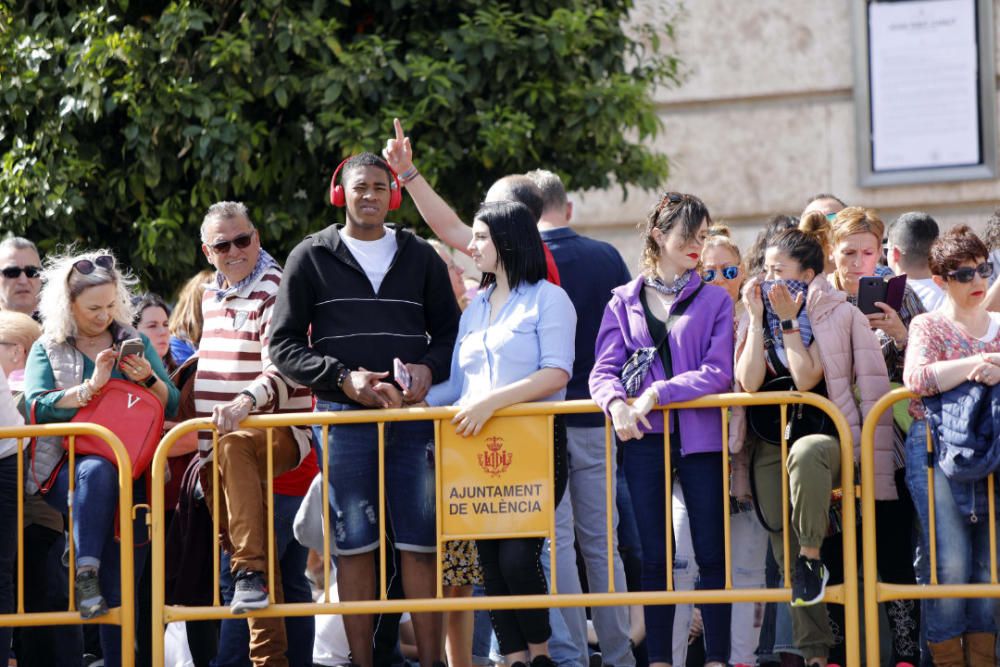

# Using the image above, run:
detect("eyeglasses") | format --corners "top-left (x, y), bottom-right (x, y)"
top-left (945, 261), bottom-right (993, 283)
top-left (72, 255), bottom-right (115, 275)
top-left (702, 265), bottom-right (740, 282)
top-left (207, 232), bottom-right (255, 255)
top-left (1, 265), bottom-right (41, 279)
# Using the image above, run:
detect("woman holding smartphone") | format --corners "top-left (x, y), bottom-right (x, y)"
top-left (25, 250), bottom-right (178, 667)
top-left (823, 207), bottom-right (923, 666)
top-left (425, 201), bottom-right (575, 667)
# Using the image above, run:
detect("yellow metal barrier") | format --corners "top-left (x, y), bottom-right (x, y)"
top-left (0, 422), bottom-right (136, 667)
top-left (151, 391), bottom-right (859, 667)
top-left (860, 387), bottom-right (1000, 667)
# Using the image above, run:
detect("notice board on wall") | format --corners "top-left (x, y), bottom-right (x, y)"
top-left (853, 0), bottom-right (996, 186)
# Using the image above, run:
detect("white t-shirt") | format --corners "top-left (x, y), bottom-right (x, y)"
top-left (0, 366), bottom-right (24, 460)
top-left (339, 227), bottom-right (398, 294)
top-left (909, 277), bottom-right (946, 312)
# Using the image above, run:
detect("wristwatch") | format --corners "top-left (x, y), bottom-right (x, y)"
top-left (780, 319), bottom-right (797, 332)
top-left (335, 365), bottom-right (351, 389)
top-left (141, 373), bottom-right (158, 388)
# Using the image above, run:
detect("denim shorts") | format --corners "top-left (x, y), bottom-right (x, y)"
top-left (313, 400), bottom-right (436, 555)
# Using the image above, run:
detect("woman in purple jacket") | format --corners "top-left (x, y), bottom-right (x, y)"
top-left (589, 192), bottom-right (734, 667)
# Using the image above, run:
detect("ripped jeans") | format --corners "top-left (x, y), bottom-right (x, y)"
top-left (313, 401), bottom-right (437, 555)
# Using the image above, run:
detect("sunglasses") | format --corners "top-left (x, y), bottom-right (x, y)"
top-left (72, 255), bottom-right (115, 275)
top-left (208, 232), bottom-right (255, 255)
top-left (945, 261), bottom-right (994, 283)
top-left (1, 265), bottom-right (41, 279)
top-left (702, 265), bottom-right (740, 282)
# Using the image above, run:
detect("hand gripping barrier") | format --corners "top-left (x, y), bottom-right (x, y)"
top-left (0, 422), bottom-right (136, 667)
top-left (150, 392), bottom-right (860, 667)
top-left (860, 387), bottom-right (1000, 667)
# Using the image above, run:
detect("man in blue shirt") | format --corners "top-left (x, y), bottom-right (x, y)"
top-left (527, 169), bottom-right (635, 667)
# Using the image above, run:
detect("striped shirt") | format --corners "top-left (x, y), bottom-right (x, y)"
top-left (194, 264), bottom-right (312, 461)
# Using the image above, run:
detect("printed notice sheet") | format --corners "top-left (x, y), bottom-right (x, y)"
top-left (869, 0), bottom-right (980, 171)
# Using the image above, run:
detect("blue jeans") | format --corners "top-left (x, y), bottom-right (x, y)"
top-left (313, 401), bottom-right (435, 554)
top-left (213, 493), bottom-right (314, 667)
top-left (0, 456), bottom-right (17, 666)
top-left (622, 434), bottom-right (730, 665)
top-left (905, 419), bottom-right (999, 642)
top-left (43, 455), bottom-right (148, 667)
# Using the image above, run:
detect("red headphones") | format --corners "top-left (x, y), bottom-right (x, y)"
top-left (329, 156), bottom-right (403, 211)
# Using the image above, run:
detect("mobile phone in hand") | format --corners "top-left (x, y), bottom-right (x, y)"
top-left (394, 358), bottom-right (411, 392)
top-left (116, 337), bottom-right (145, 365)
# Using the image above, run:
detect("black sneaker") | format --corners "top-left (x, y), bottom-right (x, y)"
top-left (75, 569), bottom-right (109, 619)
top-left (791, 554), bottom-right (828, 607)
top-left (230, 569), bottom-right (269, 614)
top-left (531, 656), bottom-right (558, 667)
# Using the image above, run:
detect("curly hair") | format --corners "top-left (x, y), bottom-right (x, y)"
top-left (983, 208), bottom-right (1000, 252)
top-left (36, 248), bottom-right (138, 344)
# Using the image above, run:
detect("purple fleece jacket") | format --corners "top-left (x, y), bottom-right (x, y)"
top-left (588, 274), bottom-right (734, 455)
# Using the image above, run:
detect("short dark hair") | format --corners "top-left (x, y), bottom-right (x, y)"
top-left (489, 176), bottom-right (545, 222)
top-left (767, 228), bottom-right (825, 276)
top-left (984, 207), bottom-right (1000, 252)
top-left (806, 193), bottom-right (846, 208)
top-left (887, 212), bottom-right (939, 266)
top-left (132, 292), bottom-right (171, 326)
top-left (474, 201), bottom-right (546, 290)
top-left (929, 225), bottom-right (989, 277)
top-left (341, 152), bottom-right (393, 186)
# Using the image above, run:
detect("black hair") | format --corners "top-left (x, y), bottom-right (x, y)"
top-left (131, 292), bottom-right (171, 326)
top-left (490, 176), bottom-right (545, 222)
top-left (805, 192), bottom-right (846, 208)
top-left (767, 228), bottom-right (825, 276)
top-left (474, 201), bottom-right (546, 290)
top-left (746, 214), bottom-right (799, 275)
top-left (341, 152), bottom-right (393, 186)
top-left (887, 212), bottom-right (939, 265)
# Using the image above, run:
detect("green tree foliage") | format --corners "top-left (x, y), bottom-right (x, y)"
top-left (0, 0), bottom-right (679, 294)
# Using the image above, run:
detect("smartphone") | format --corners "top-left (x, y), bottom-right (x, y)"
top-left (857, 274), bottom-right (906, 315)
top-left (394, 357), bottom-right (411, 392)
top-left (116, 337), bottom-right (145, 365)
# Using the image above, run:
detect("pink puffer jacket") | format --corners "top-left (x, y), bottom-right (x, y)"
top-left (729, 275), bottom-right (897, 501)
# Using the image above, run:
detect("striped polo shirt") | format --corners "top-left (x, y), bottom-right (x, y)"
top-left (194, 264), bottom-right (312, 462)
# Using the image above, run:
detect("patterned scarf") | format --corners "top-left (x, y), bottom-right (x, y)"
top-left (645, 269), bottom-right (694, 296)
top-left (208, 249), bottom-right (279, 301)
top-left (761, 279), bottom-right (813, 368)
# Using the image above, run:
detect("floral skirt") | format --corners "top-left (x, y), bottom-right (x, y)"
top-left (442, 539), bottom-right (483, 587)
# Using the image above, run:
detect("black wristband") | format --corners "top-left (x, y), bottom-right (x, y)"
top-left (141, 373), bottom-right (157, 388)
top-left (335, 365), bottom-right (351, 389)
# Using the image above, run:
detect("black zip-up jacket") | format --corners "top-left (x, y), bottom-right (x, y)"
top-left (269, 223), bottom-right (460, 404)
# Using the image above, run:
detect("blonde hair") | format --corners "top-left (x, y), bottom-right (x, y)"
top-left (702, 225), bottom-right (742, 263)
top-left (828, 206), bottom-right (885, 290)
top-left (169, 268), bottom-right (214, 347)
top-left (36, 249), bottom-right (138, 344)
top-left (0, 311), bottom-right (42, 350)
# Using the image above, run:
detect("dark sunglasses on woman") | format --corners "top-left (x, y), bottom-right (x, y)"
top-left (72, 255), bottom-right (115, 275)
top-left (702, 265), bottom-right (740, 283)
top-left (208, 232), bottom-right (255, 255)
top-left (1, 265), bottom-right (41, 279)
top-left (945, 261), bottom-right (993, 283)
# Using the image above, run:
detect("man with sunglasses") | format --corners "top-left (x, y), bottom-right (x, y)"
top-left (194, 201), bottom-right (317, 667)
top-left (0, 237), bottom-right (43, 319)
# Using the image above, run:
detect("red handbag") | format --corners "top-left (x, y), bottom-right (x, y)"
top-left (32, 378), bottom-right (165, 482)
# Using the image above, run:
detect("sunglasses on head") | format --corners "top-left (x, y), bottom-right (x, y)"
top-left (945, 261), bottom-right (993, 283)
top-left (1, 265), bottom-right (41, 279)
top-left (702, 265), bottom-right (740, 282)
top-left (72, 255), bottom-right (114, 275)
top-left (208, 232), bottom-right (254, 255)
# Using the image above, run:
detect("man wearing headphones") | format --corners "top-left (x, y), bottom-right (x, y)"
top-left (270, 153), bottom-right (460, 667)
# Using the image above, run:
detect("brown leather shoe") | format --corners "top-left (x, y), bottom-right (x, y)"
top-left (964, 632), bottom-right (996, 667)
top-left (928, 637), bottom-right (965, 667)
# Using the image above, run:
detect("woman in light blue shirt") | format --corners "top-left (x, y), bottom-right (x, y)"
top-left (426, 200), bottom-right (576, 667)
